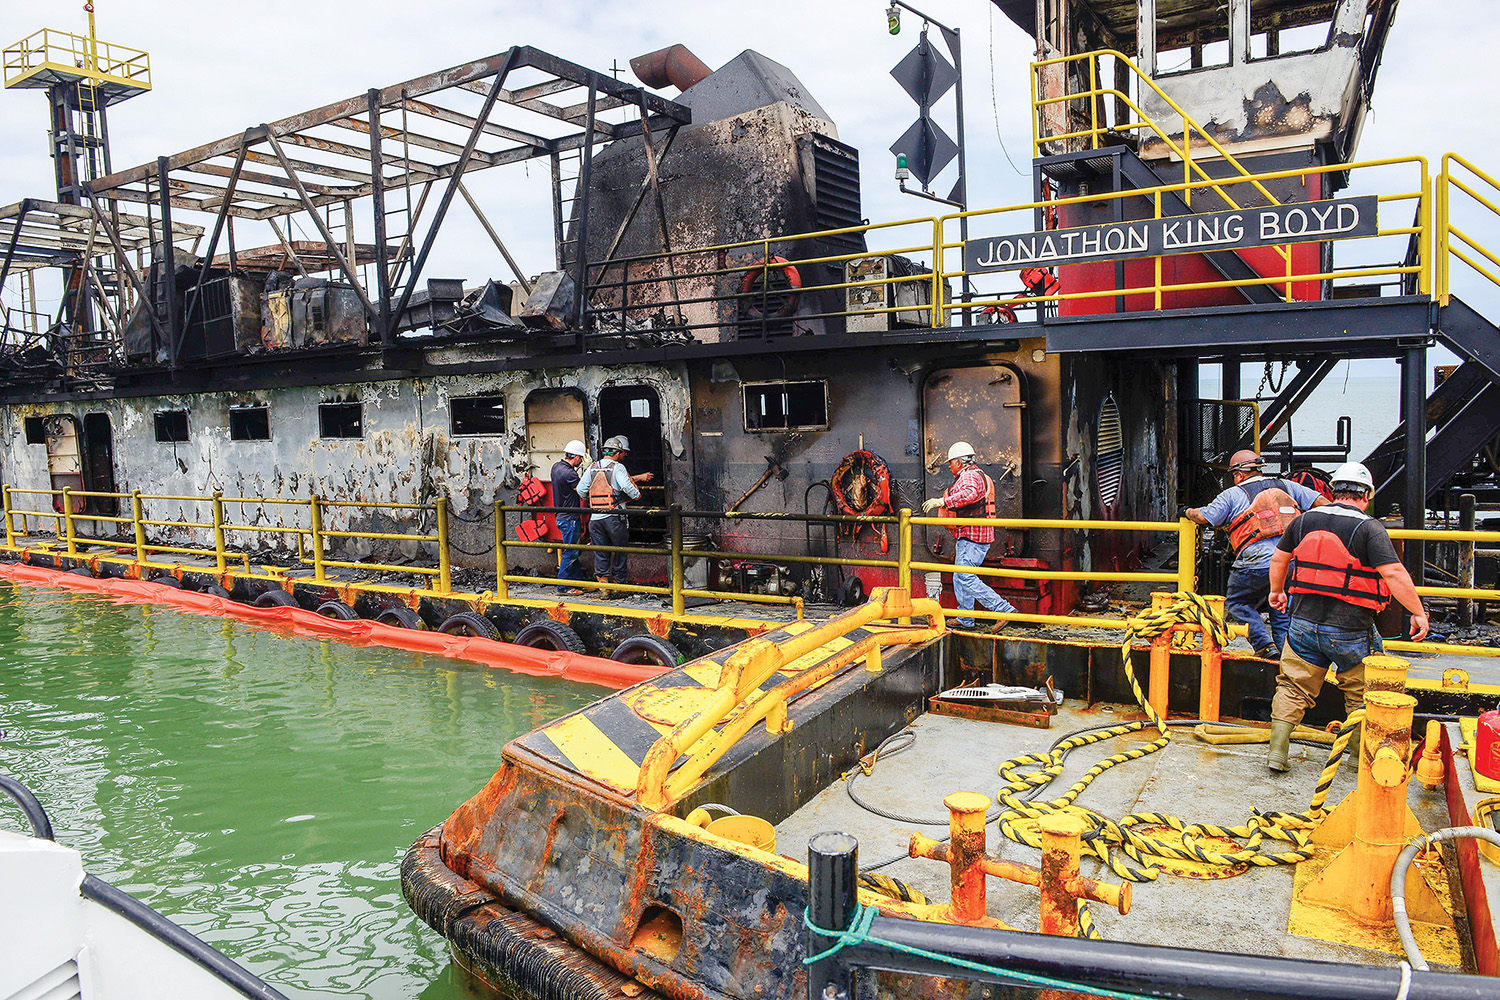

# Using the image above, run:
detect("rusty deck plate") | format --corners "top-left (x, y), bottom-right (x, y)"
top-left (929, 695), bottom-right (1052, 728)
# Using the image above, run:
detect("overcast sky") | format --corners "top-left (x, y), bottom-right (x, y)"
top-left (1, 0), bottom-right (1494, 427)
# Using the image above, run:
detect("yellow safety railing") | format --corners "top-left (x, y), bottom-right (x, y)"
top-left (1436, 152), bottom-right (1500, 305)
top-left (1031, 49), bottom-right (1285, 217)
top-left (2, 28), bottom-right (150, 91)
top-left (634, 587), bottom-right (946, 809)
top-left (0, 485), bottom-right (451, 593)
top-left (936, 154), bottom-right (1430, 322)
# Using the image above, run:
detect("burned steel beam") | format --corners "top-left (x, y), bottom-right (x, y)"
top-left (330, 116), bottom-right (502, 164)
top-left (263, 129), bottom-right (379, 323)
top-left (183, 130), bottom-right (254, 335)
top-left (184, 160), bottom-right (353, 199)
top-left (0, 199), bottom-right (33, 304)
top-left (265, 218), bottom-right (311, 278)
top-left (369, 89), bottom-right (393, 348)
top-left (88, 46), bottom-right (689, 194)
top-left (457, 180), bottom-right (531, 296)
top-left (389, 48), bottom-right (521, 339)
top-left (243, 149), bottom-right (373, 185)
top-left (399, 97), bottom-right (551, 151)
top-left (572, 83), bottom-right (598, 343)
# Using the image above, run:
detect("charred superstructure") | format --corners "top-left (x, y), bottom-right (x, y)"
top-left (1, 0), bottom-right (1493, 620)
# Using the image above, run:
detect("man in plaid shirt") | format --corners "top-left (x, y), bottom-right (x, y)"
top-left (923, 441), bottom-right (1017, 631)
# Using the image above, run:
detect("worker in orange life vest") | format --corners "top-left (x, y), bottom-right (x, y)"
top-left (576, 435), bottom-right (652, 599)
top-left (1184, 450), bottom-right (1327, 658)
top-left (921, 441), bottom-right (1017, 632)
top-left (1263, 461), bottom-right (1428, 772)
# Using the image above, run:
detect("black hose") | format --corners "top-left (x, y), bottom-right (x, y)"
top-left (81, 875), bottom-right (292, 1000)
top-left (0, 774), bottom-right (53, 839)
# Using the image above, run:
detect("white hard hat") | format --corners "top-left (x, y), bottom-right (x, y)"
top-left (946, 441), bottom-right (977, 462)
top-left (1329, 462), bottom-right (1375, 491)
top-left (603, 435), bottom-right (630, 452)
top-left (563, 439), bottom-right (586, 457)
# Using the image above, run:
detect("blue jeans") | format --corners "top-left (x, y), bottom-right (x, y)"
top-left (1225, 565), bottom-right (1288, 653)
top-left (953, 537), bottom-right (1017, 628)
top-left (1272, 616), bottom-right (1381, 723)
top-left (556, 514), bottom-right (586, 588)
top-left (1286, 617), bottom-right (1382, 672)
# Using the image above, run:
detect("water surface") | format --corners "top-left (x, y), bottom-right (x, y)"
top-left (0, 580), bottom-right (600, 999)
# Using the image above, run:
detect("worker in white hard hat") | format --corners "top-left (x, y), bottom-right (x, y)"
top-left (1263, 461), bottom-right (1428, 773)
top-left (550, 439), bottom-right (590, 594)
top-left (1183, 448), bottom-right (1327, 659)
top-left (577, 435), bottom-right (653, 598)
top-left (921, 441), bottom-right (1017, 631)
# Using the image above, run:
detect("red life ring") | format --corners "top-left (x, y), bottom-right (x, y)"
top-left (739, 256), bottom-right (803, 318)
top-left (830, 450), bottom-right (893, 553)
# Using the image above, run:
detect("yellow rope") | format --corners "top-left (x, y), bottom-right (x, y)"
top-left (993, 592), bottom-right (1360, 883)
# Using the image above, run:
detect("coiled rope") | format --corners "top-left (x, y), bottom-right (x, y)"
top-left (993, 592), bottom-right (1362, 889)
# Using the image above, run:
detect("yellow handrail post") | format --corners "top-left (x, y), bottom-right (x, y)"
top-left (670, 504), bottom-right (685, 617)
top-left (1088, 55), bottom-right (1099, 148)
top-left (310, 494), bottom-right (326, 582)
top-left (2, 486), bottom-right (14, 550)
top-left (211, 491), bottom-right (227, 573)
top-left (1154, 192), bottom-right (1163, 310)
top-left (1177, 517), bottom-right (1197, 594)
top-left (494, 501), bottom-right (509, 600)
top-left (932, 219), bottom-right (943, 329)
top-left (61, 488), bottom-right (77, 555)
top-left (1420, 159), bottom-right (1432, 297)
top-left (435, 496), bottom-right (452, 594)
top-left (898, 507), bottom-right (913, 624)
top-left (131, 490), bottom-right (146, 566)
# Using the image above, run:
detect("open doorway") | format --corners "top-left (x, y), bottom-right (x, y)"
top-left (82, 413), bottom-right (119, 516)
top-left (598, 385), bottom-right (664, 542)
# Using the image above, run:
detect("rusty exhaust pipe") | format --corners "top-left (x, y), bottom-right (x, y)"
top-left (631, 44), bottom-right (712, 92)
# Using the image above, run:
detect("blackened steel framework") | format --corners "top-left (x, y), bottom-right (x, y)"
top-left (81, 45), bottom-right (692, 357)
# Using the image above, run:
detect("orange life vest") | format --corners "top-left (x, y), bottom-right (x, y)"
top-left (946, 472), bottom-right (996, 518)
top-left (1287, 505), bottom-right (1391, 611)
top-left (1226, 478), bottom-right (1301, 554)
top-left (587, 459), bottom-right (622, 510)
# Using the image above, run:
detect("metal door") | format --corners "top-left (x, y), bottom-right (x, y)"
top-left (43, 415), bottom-right (85, 514)
top-left (922, 365), bottom-right (1025, 553)
top-left (525, 389), bottom-right (587, 476)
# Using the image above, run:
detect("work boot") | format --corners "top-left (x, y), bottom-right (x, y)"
top-left (1268, 720), bottom-right (1295, 773)
top-left (1341, 723), bottom-right (1362, 770)
top-left (596, 576), bottom-right (613, 600)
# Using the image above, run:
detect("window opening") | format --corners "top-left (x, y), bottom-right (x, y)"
top-left (154, 410), bottom-right (189, 443)
top-left (229, 406), bottom-right (271, 441)
top-left (319, 402), bottom-right (363, 439)
top-left (743, 381), bottom-right (829, 432)
top-left (23, 417), bottom-right (45, 444)
top-left (451, 395), bottom-right (507, 436)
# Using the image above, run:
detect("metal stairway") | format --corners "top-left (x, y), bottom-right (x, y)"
top-left (1367, 296), bottom-right (1500, 512)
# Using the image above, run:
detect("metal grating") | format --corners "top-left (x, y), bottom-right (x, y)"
top-left (803, 134), bottom-right (863, 247)
top-left (1097, 393), bottom-right (1125, 511)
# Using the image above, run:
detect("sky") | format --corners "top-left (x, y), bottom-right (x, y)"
top-left (1, 0), bottom-right (1495, 439)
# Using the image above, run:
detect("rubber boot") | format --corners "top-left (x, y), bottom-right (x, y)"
top-left (1268, 720), bottom-right (1294, 773)
top-left (1342, 723), bottom-right (1361, 770)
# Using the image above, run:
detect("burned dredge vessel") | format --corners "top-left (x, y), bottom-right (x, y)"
top-left (12, 1), bottom-right (1500, 997)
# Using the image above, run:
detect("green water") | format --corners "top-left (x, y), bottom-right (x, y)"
top-left (0, 580), bottom-right (602, 999)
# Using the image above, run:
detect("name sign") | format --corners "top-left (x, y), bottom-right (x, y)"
top-left (965, 196), bottom-right (1378, 272)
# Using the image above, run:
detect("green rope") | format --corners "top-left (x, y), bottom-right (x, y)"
top-left (802, 905), bottom-right (1161, 1000)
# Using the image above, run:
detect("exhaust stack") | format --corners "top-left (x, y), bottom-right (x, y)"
top-left (630, 44), bottom-right (712, 92)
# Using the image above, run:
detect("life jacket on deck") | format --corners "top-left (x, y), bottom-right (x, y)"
top-left (1287, 505), bottom-right (1391, 611)
top-left (587, 459), bottom-right (623, 511)
top-left (1225, 478), bottom-right (1301, 554)
top-left (515, 473), bottom-right (548, 542)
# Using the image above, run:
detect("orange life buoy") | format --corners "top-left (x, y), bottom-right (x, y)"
top-left (830, 450), bottom-right (893, 553)
top-left (739, 256), bottom-right (803, 318)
